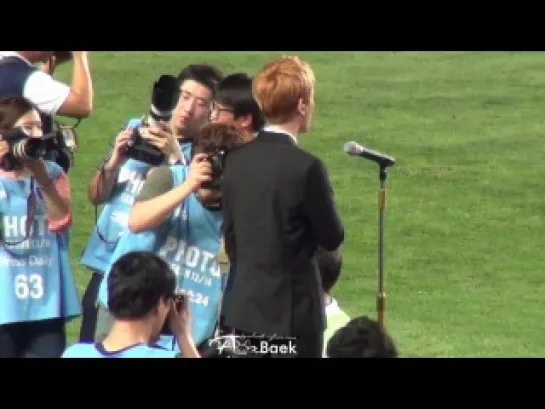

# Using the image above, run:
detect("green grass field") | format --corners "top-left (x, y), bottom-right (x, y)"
top-left (54, 51), bottom-right (545, 357)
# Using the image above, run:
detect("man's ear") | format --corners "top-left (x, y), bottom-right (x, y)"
top-left (297, 97), bottom-right (307, 117)
top-left (235, 114), bottom-right (252, 131)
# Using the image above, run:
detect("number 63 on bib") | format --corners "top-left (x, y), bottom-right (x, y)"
top-left (15, 273), bottom-right (44, 299)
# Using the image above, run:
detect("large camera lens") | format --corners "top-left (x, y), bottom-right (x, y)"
top-left (12, 138), bottom-right (44, 160)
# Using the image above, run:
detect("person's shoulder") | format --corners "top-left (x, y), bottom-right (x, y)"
top-left (224, 137), bottom-right (257, 158)
top-left (139, 344), bottom-right (178, 358)
top-left (282, 143), bottom-right (323, 178)
top-left (61, 343), bottom-right (97, 358)
top-left (146, 164), bottom-right (173, 179)
top-left (300, 150), bottom-right (329, 178)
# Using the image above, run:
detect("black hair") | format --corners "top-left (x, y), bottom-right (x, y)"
top-left (316, 247), bottom-right (342, 293)
top-left (177, 64), bottom-right (223, 97)
top-left (216, 73), bottom-right (265, 132)
top-left (107, 251), bottom-right (176, 319)
top-left (0, 96), bottom-right (36, 133)
top-left (326, 316), bottom-right (398, 358)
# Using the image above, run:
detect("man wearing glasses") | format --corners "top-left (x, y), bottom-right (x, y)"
top-left (207, 73), bottom-right (264, 341)
top-left (210, 72), bottom-right (264, 142)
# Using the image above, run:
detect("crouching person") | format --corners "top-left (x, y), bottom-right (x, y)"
top-left (62, 251), bottom-right (200, 358)
top-left (95, 123), bottom-right (246, 353)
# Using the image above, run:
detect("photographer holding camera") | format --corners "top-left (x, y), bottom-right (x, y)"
top-left (63, 251), bottom-right (200, 358)
top-left (77, 77), bottom-right (180, 342)
top-left (0, 96), bottom-right (81, 358)
top-left (93, 123), bottom-right (245, 352)
top-left (0, 51), bottom-right (92, 172)
top-left (78, 65), bottom-right (222, 343)
top-left (0, 51), bottom-right (93, 125)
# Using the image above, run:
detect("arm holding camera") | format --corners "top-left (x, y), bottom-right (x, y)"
top-left (140, 123), bottom-right (183, 165)
top-left (26, 158), bottom-right (71, 230)
top-left (88, 127), bottom-right (134, 205)
top-left (128, 153), bottom-right (212, 233)
top-left (0, 138), bottom-right (71, 231)
top-left (169, 296), bottom-right (200, 358)
top-left (25, 51), bottom-right (93, 118)
top-left (88, 123), bottom-right (180, 205)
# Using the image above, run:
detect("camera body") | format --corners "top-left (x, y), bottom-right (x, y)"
top-left (0, 127), bottom-right (77, 171)
top-left (124, 75), bottom-right (181, 166)
top-left (202, 148), bottom-right (226, 190)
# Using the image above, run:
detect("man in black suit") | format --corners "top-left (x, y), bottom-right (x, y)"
top-left (220, 56), bottom-right (344, 358)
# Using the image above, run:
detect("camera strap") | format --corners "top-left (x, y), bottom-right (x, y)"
top-left (93, 165), bottom-right (123, 245)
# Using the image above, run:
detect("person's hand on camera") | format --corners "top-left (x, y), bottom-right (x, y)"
top-left (187, 153), bottom-right (212, 191)
top-left (23, 157), bottom-right (49, 184)
top-left (168, 295), bottom-right (192, 337)
top-left (104, 127), bottom-right (133, 171)
top-left (142, 123), bottom-right (179, 159)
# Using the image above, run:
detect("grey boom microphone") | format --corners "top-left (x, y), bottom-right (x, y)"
top-left (343, 141), bottom-right (395, 168)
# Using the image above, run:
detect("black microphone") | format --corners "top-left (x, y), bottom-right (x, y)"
top-left (343, 141), bottom-right (395, 168)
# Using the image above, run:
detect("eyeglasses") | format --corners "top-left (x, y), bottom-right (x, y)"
top-left (210, 103), bottom-right (233, 118)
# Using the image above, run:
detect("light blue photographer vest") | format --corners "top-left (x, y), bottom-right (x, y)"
top-left (80, 118), bottom-right (194, 275)
top-left (0, 161), bottom-right (81, 325)
top-left (98, 165), bottom-right (224, 347)
top-left (79, 158), bottom-right (152, 274)
top-left (62, 342), bottom-right (177, 358)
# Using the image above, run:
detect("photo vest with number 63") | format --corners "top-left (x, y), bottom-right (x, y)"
top-left (97, 164), bottom-right (224, 347)
top-left (0, 161), bottom-right (81, 325)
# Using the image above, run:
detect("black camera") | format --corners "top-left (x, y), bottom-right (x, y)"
top-left (159, 293), bottom-right (188, 336)
top-left (202, 149), bottom-right (226, 190)
top-left (124, 75), bottom-right (181, 166)
top-left (0, 127), bottom-right (76, 171)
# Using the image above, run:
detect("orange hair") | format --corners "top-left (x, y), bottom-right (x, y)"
top-left (252, 56), bottom-right (315, 124)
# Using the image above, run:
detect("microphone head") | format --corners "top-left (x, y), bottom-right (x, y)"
top-left (343, 141), bottom-right (362, 156)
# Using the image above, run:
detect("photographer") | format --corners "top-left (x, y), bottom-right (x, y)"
top-left (79, 64), bottom-right (222, 343)
top-left (78, 120), bottom-right (178, 342)
top-left (0, 51), bottom-right (93, 130)
top-left (63, 251), bottom-right (200, 358)
top-left (0, 96), bottom-right (81, 358)
top-left (94, 123), bottom-right (246, 351)
top-left (0, 51), bottom-right (93, 173)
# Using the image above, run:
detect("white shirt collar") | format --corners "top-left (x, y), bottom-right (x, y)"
top-left (0, 51), bottom-right (32, 66)
top-left (263, 124), bottom-right (297, 145)
top-left (325, 297), bottom-right (340, 315)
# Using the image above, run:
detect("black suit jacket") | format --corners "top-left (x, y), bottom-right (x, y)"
top-left (221, 130), bottom-right (344, 337)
